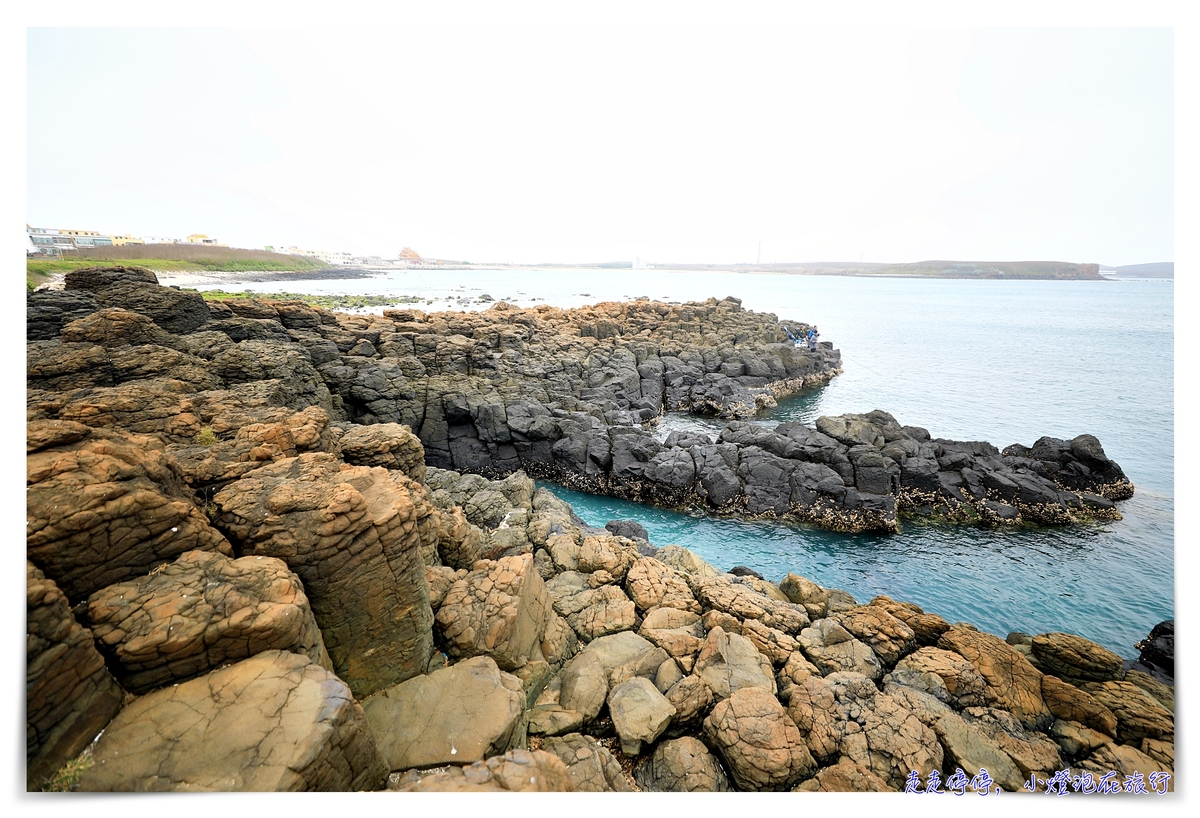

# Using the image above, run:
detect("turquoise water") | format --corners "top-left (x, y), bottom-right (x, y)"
top-left (173, 268), bottom-right (1174, 658)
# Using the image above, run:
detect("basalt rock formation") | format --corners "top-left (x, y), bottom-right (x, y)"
top-left (27, 270), bottom-right (1131, 534)
top-left (26, 267), bottom-right (1163, 793)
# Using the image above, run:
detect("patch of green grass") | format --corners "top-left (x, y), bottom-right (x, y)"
top-left (27, 269), bottom-right (53, 291)
top-left (27, 245), bottom-right (330, 277)
top-left (190, 289), bottom-right (426, 311)
top-left (42, 750), bottom-right (94, 792)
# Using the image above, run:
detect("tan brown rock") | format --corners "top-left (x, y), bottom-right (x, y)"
top-left (337, 422), bottom-right (427, 482)
top-left (827, 673), bottom-right (943, 790)
top-left (1030, 631), bottom-right (1124, 683)
top-left (690, 575), bottom-right (809, 634)
top-left (578, 534), bottom-right (638, 580)
top-left (1080, 680), bottom-right (1173, 744)
top-left (635, 736), bottom-right (730, 792)
top-left (962, 706), bottom-right (1063, 780)
top-left (26, 562), bottom-right (124, 791)
top-left (639, 607), bottom-right (705, 671)
top-left (869, 595), bottom-right (950, 645)
top-left (85, 549), bottom-right (331, 694)
top-left (213, 453), bottom-right (436, 697)
top-left (1079, 743), bottom-right (1171, 789)
top-left (168, 405), bottom-right (333, 485)
top-left (664, 673), bottom-right (714, 726)
top-left (27, 423), bottom-right (233, 604)
top-left (76, 651), bottom-right (386, 791)
top-left (793, 757), bottom-right (893, 791)
top-left (693, 626), bottom-right (776, 700)
top-left (894, 646), bottom-right (989, 708)
top-left (833, 605), bottom-right (917, 666)
top-left (703, 686), bottom-right (815, 791)
top-left (542, 732), bottom-right (633, 792)
top-left (362, 656), bottom-right (527, 771)
top-left (389, 748), bottom-right (573, 792)
top-left (779, 572), bottom-right (829, 619)
top-left (1040, 674), bottom-right (1117, 737)
top-left (1124, 667), bottom-right (1174, 713)
top-left (938, 626), bottom-right (1051, 730)
top-left (797, 618), bottom-right (882, 680)
top-left (740, 618), bottom-right (800, 666)
top-left (624, 556), bottom-right (701, 614)
top-left (435, 553), bottom-right (553, 670)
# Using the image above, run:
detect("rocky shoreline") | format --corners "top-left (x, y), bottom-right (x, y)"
top-left (29, 266), bottom-right (1132, 536)
top-left (26, 266), bottom-right (1169, 792)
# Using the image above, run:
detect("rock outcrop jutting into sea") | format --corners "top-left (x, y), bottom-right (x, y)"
top-left (25, 267), bottom-right (1166, 793)
top-left (28, 266), bottom-right (1132, 535)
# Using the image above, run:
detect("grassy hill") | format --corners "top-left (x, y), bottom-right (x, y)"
top-left (27, 245), bottom-right (329, 289)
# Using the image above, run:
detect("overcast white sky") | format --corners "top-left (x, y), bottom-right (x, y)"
top-left (24, 10), bottom-right (1177, 266)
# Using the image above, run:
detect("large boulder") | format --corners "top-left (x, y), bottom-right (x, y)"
top-left (702, 686), bottom-right (815, 791)
top-left (1039, 674), bottom-right (1118, 737)
top-left (336, 422), bottom-right (427, 482)
top-left (1079, 680), bottom-right (1174, 744)
top-left (362, 656), bottom-right (526, 771)
top-left (793, 757), bottom-right (893, 792)
top-left (608, 677), bottom-right (676, 755)
top-left (798, 618), bottom-right (882, 680)
top-left (545, 571), bottom-right (639, 641)
top-left (787, 672), bottom-right (943, 789)
top-left (624, 557), bottom-right (701, 614)
top-left (389, 749), bottom-right (573, 792)
top-left (1029, 631), bottom-right (1124, 684)
top-left (212, 453), bottom-right (436, 698)
top-left (938, 626), bottom-right (1051, 730)
top-left (891, 646), bottom-right (989, 708)
top-left (26, 562), bottom-right (124, 791)
top-left (27, 422), bottom-right (233, 604)
top-left (435, 553), bottom-right (554, 670)
top-left (832, 605), bottom-right (917, 667)
top-left (693, 626), bottom-right (776, 700)
top-left (76, 651), bottom-right (386, 791)
top-left (690, 574), bottom-right (810, 633)
top-left (634, 736), bottom-right (731, 792)
top-left (84, 550), bottom-right (331, 694)
top-left (541, 733), bottom-right (633, 792)
top-left (932, 711), bottom-right (1025, 792)
top-left (638, 607), bottom-right (706, 672)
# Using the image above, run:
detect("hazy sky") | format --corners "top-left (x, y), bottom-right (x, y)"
top-left (27, 23), bottom-right (1174, 266)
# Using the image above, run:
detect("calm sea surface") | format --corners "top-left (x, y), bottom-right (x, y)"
top-left (176, 268), bottom-right (1174, 658)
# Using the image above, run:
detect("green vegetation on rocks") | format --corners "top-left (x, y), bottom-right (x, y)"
top-left (191, 289), bottom-right (426, 310)
top-left (27, 244), bottom-right (329, 277)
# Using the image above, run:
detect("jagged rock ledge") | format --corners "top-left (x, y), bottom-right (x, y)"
top-left (26, 266), bottom-right (1130, 536)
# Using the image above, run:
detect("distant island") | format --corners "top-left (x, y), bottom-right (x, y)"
top-left (30, 247), bottom-right (1173, 289)
top-left (1101, 262), bottom-right (1174, 279)
top-left (648, 260), bottom-right (1108, 280)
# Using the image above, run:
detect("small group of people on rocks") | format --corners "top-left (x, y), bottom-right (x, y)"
top-left (784, 325), bottom-right (820, 351)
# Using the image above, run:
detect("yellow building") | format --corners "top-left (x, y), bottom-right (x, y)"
top-left (111, 234), bottom-right (144, 246)
top-left (185, 234), bottom-right (226, 246)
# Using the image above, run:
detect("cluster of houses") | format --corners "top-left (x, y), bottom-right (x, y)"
top-left (26, 225), bottom-right (224, 255)
top-left (27, 225), bottom-right (430, 268)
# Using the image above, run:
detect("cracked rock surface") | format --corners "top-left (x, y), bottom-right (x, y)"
top-left (76, 650), bottom-right (387, 792)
